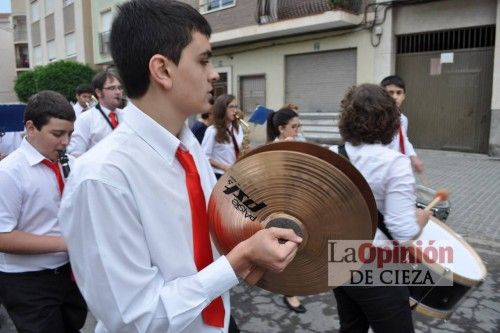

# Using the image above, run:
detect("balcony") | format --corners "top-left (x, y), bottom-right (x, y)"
top-left (210, 0), bottom-right (367, 48)
top-left (99, 31), bottom-right (111, 55)
top-left (14, 44), bottom-right (29, 69)
top-left (258, 0), bottom-right (364, 25)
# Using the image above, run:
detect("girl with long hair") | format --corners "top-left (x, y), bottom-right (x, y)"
top-left (202, 94), bottom-right (243, 179)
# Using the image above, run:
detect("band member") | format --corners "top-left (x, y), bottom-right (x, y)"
top-left (330, 84), bottom-right (430, 332)
top-left (58, 1), bottom-right (301, 332)
top-left (266, 104), bottom-right (307, 313)
top-left (67, 70), bottom-right (123, 157)
top-left (0, 90), bottom-right (87, 333)
top-left (201, 94), bottom-right (243, 179)
top-left (266, 104), bottom-right (302, 142)
top-left (73, 83), bottom-right (94, 118)
top-left (191, 111), bottom-right (213, 143)
top-left (381, 75), bottom-right (424, 173)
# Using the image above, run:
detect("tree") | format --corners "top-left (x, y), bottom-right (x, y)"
top-left (14, 61), bottom-right (96, 103)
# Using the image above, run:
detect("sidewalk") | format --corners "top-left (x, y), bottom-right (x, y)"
top-left (1, 149), bottom-right (499, 332)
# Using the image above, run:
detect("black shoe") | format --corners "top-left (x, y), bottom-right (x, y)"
top-left (283, 296), bottom-right (306, 313)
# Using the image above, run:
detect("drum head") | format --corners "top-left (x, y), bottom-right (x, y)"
top-left (411, 217), bottom-right (487, 286)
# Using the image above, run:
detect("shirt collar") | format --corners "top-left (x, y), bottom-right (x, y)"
top-left (122, 101), bottom-right (199, 165)
top-left (98, 104), bottom-right (117, 116)
top-left (19, 138), bottom-right (48, 167)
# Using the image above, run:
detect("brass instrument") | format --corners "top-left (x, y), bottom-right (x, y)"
top-left (85, 95), bottom-right (99, 110)
top-left (236, 111), bottom-right (250, 157)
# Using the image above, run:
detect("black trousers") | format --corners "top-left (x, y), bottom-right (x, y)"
top-left (0, 263), bottom-right (87, 333)
top-left (333, 286), bottom-right (414, 333)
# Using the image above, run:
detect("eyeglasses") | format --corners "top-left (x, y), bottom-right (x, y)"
top-left (227, 105), bottom-right (239, 109)
top-left (103, 86), bottom-right (123, 91)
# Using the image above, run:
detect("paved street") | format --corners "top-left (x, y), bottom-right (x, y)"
top-left (1, 148), bottom-right (499, 332)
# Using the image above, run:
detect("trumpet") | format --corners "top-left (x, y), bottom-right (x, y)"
top-left (85, 95), bottom-right (99, 110)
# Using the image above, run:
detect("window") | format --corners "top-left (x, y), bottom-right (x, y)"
top-left (100, 9), bottom-right (112, 33)
top-left (214, 66), bottom-right (232, 96)
top-left (63, 0), bottom-right (74, 6)
top-left (201, 0), bottom-right (235, 13)
top-left (33, 45), bottom-right (42, 66)
top-left (45, 0), bottom-right (55, 15)
top-left (47, 39), bottom-right (56, 61)
top-left (64, 32), bottom-right (75, 57)
top-left (31, 0), bottom-right (40, 22)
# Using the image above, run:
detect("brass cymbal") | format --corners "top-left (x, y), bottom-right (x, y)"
top-left (208, 142), bottom-right (377, 295)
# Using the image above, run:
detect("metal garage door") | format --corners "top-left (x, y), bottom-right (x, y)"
top-left (396, 26), bottom-right (494, 153)
top-left (285, 48), bottom-right (356, 144)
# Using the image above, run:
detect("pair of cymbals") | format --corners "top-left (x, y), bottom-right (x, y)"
top-left (207, 141), bottom-right (377, 295)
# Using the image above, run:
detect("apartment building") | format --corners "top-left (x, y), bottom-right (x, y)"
top-left (25, 0), bottom-right (94, 67)
top-left (11, 0), bottom-right (29, 78)
top-left (0, 13), bottom-right (18, 102)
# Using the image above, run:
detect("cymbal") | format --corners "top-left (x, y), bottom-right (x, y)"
top-left (208, 141), bottom-right (377, 295)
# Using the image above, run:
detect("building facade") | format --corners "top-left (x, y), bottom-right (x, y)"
top-left (0, 13), bottom-right (18, 103)
top-left (91, 0), bottom-right (500, 155)
top-left (25, 0), bottom-right (94, 67)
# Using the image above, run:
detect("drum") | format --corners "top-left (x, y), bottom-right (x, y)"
top-left (408, 217), bottom-right (487, 319)
top-left (416, 185), bottom-right (451, 221)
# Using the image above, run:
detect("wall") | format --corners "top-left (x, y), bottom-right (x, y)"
top-left (0, 15), bottom-right (19, 102)
top-left (490, 0), bottom-right (500, 156)
top-left (394, 0), bottom-right (496, 35)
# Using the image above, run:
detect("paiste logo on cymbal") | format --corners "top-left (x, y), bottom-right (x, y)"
top-left (223, 176), bottom-right (267, 221)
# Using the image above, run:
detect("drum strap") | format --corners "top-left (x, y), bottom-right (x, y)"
top-left (337, 144), bottom-right (394, 240)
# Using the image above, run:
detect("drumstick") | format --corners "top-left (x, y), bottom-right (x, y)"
top-left (424, 189), bottom-right (449, 212)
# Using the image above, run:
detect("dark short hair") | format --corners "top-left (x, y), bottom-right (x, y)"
top-left (339, 84), bottom-right (400, 145)
top-left (75, 83), bottom-right (93, 95)
top-left (380, 75), bottom-right (406, 92)
top-left (91, 70), bottom-right (121, 92)
top-left (266, 107), bottom-right (299, 142)
top-left (213, 94), bottom-right (238, 143)
top-left (110, 0), bottom-right (212, 99)
top-left (24, 90), bottom-right (75, 130)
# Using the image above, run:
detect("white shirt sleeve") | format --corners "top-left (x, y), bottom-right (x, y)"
top-left (382, 155), bottom-right (420, 241)
top-left (0, 170), bottom-right (21, 232)
top-left (67, 115), bottom-right (91, 157)
top-left (400, 114), bottom-right (416, 157)
top-left (59, 179), bottom-right (238, 333)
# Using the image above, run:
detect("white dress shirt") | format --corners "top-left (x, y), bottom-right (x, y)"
top-left (67, 105), bottom-right (121, 157)
top-left (201, 125), bottom-right (243, 175)
top-left (330, 143), bottom-right (419, 242)
top-left (59, 102), bottom-right (239, 333)
top-left (73, 102), bottom-right (86, 118)
top-left (0, 138), bottom-right (69, 272)
top-left (386, 114), bottom-right (417, 157)
top-left (0, 131), bottom-right (23, 155)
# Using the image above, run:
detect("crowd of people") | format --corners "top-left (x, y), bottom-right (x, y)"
top-left (0, 1), bottom-right (430, 332)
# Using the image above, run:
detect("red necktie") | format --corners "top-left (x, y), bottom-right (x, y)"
top-left (109, 111), bottom-right (118, 129)
top-left (176, 148), bottom-right (225, 328)
top-left (398, 126), bottom-right (406, 155)
top-left (41, 159), bottom-right (64, 194)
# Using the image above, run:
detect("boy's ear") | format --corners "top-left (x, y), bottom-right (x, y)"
top-left (25, 120), bottom-right (36, 138)
top-left (149, 54), bottom-right (173, 90)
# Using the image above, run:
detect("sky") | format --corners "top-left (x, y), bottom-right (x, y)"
top-left (0, 0), bottom-right (11, 14)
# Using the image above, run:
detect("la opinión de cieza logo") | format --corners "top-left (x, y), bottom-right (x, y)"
top-left (328, 240), bottom-right (454, 287)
